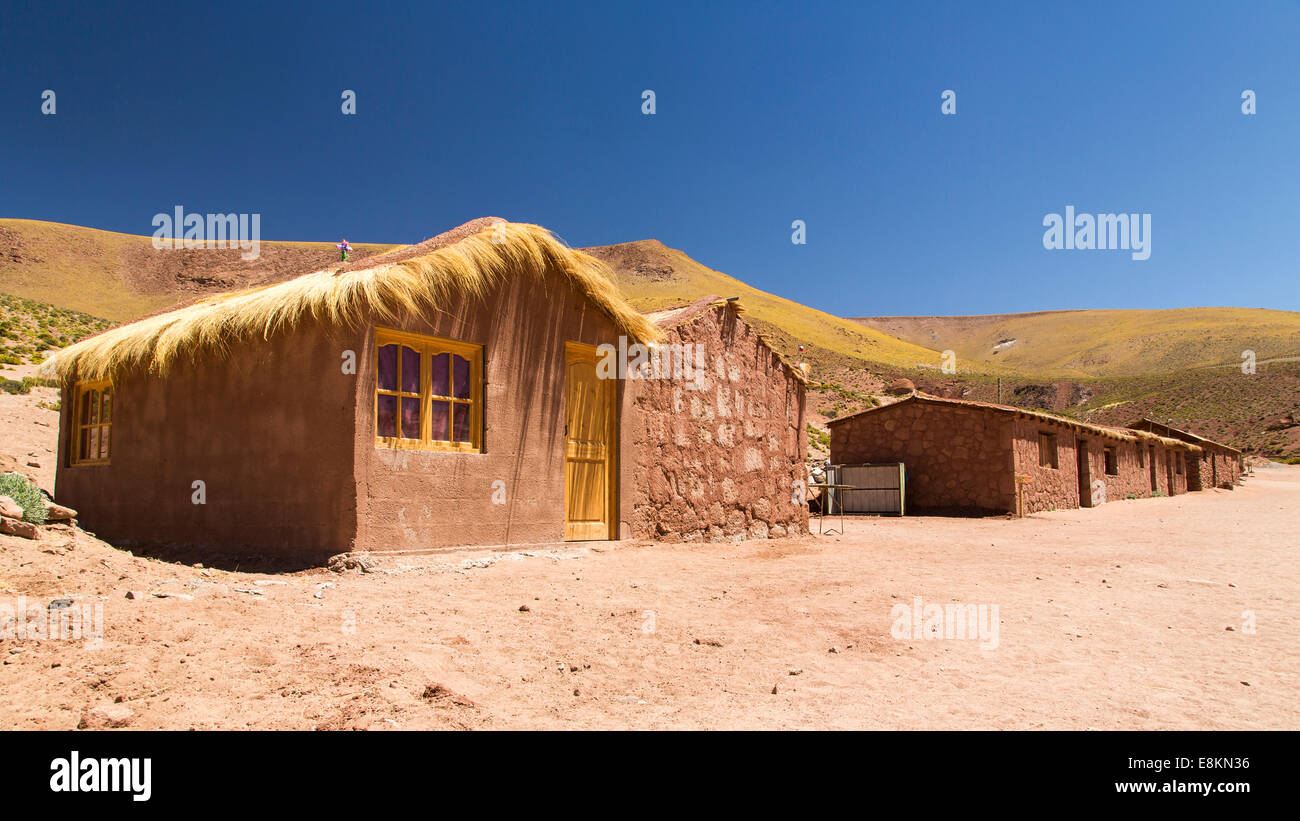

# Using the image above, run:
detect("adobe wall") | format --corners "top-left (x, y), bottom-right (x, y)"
top-left (830, 402), bottom-right (1015, 514)
top-left (352, 263), bottom-right (624, 551)
top-left (54, 322), bottom-right (359, 562)
top-left (623, 307), bottom-right (808, 541)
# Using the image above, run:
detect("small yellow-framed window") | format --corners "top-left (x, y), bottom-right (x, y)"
top-left (374, 329), bottom-right (482, 452)
top-left (72, 379), bottom-right (113, 465)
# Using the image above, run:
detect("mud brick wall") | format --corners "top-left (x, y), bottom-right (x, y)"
top-left (57, 321), bottom-right (360, 563)
top-left (625, 307), bottom-right (808, 541)
top-left (354, 265), bottom-right (622, 552)
top-left (831, 401), bottom-right (1015, 514)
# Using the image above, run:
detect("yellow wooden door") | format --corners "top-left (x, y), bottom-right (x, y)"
top-left (564, 342), bottom-right (615, 541)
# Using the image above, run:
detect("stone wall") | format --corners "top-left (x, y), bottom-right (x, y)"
top-left (1090, 436), bottom-right (1153, 503)
top-left (1011, 418), bottom-right (1083, 513)
top-left (625, 306), bottom-right (808, 541)
top-left (830, 401), bottom-right (1015, 514)
top-left (1202, 447), bottom-right (1241, 489)
top-left (1008, 424), bottom-right (1153, 512)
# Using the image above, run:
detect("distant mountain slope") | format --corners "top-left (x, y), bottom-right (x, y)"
top-left (0, 219), bottom-right (396, 321)
top-left (3, 219), bottom-right (1296, 456)
top-left (852, 309), bottom-right (1300, 378)
top-left (581, 239), bottom-right (949, 373)
top-left (1079, 363), bottom-right (1300, 457)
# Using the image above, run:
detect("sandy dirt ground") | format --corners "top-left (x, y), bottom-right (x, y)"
top-left (1, 430), bottom-right (1295, 728)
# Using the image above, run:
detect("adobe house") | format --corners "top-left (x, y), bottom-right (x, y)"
top-left (44, 219), bottom-right (802, 561)
top-left (1127, 418), bottom-right (1242, 490)
top-left (827, 393), bottom-right (1199, 516)
top-left (624, 296), bottom-right (809, 541)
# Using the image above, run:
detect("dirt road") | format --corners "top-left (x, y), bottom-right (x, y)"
top-left (1, 459), bottom-right (1294, 729)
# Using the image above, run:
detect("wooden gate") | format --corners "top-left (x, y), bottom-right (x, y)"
top-left (826, 463), bottom-right (906, 515)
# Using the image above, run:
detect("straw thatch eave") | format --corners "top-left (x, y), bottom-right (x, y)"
top-left (1127, 417), bottom-right (1239, 454)
top-left (42, 220), bottom-right (661, 382)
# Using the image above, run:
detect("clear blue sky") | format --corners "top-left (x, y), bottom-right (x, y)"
top-left (3, 1), bottom-right (1298, 316)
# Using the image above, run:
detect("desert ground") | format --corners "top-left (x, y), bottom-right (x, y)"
top-left (1, 376), bottom-right (1296, 729)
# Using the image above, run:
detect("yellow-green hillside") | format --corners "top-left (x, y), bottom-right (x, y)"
top-left (0, 219), bottom-right (396, 322)
top-left (853, 308), bottom-right (1300, 378)
top-left (581, 239), bottom-right (954, 373)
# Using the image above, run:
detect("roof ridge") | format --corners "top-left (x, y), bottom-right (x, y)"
top-left (43, 220), bottom-right (661, 381)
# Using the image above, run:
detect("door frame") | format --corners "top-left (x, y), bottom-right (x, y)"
top-left (563, 341), bottom-right (619, 541)
top-left (1076, 438), bottom-right (1091, 507)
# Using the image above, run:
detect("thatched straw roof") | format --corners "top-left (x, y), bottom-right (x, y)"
top-left (827, 393), bottom-right (1200, 451)
top-left (43, 220), bottom-right (661, 381)
top-left (1128, 418), bottom-right (1241, 454)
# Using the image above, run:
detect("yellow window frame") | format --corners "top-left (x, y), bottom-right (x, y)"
top-left (374, 329), bottom-right (483, 453)
top-left (72, 379), bottom-right (113, 466)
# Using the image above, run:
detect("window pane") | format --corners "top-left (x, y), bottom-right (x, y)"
top-left (378, 344), bottom-right (398, 391)
top-left (431, 350), bottom-right (452, 394)
top-left (401, 346), bottom-right (420, 394)
top-left (400, 397), bottom-right (421, 439)
top-left (431, 353), bottom-right (452, 400)
top-left (99, 426), bottom-right (111, 459)
top-left (80, 391), bottom-right (91, 424)
top-left (452, 403), bottom-right (471, 442)
top-left (79, 429), bottom-right (90, 460)
top-left (88, 428), bottom-right (99, 460)
top-left (100, 389), bottom-right (112, 423)
top-left (429, 400), bottom-right (450, 441)
top-left (88, 390), bottom-right (99, 424)
top-left (377, 394), bottom-right (397, 437)
top-left (452, 355), bottom-right (471, 398)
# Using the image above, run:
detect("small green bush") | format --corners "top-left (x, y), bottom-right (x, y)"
top-left (806, 424), bottom-right (830, 451)
top-left (0, 473), bottom-right (48, 524)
